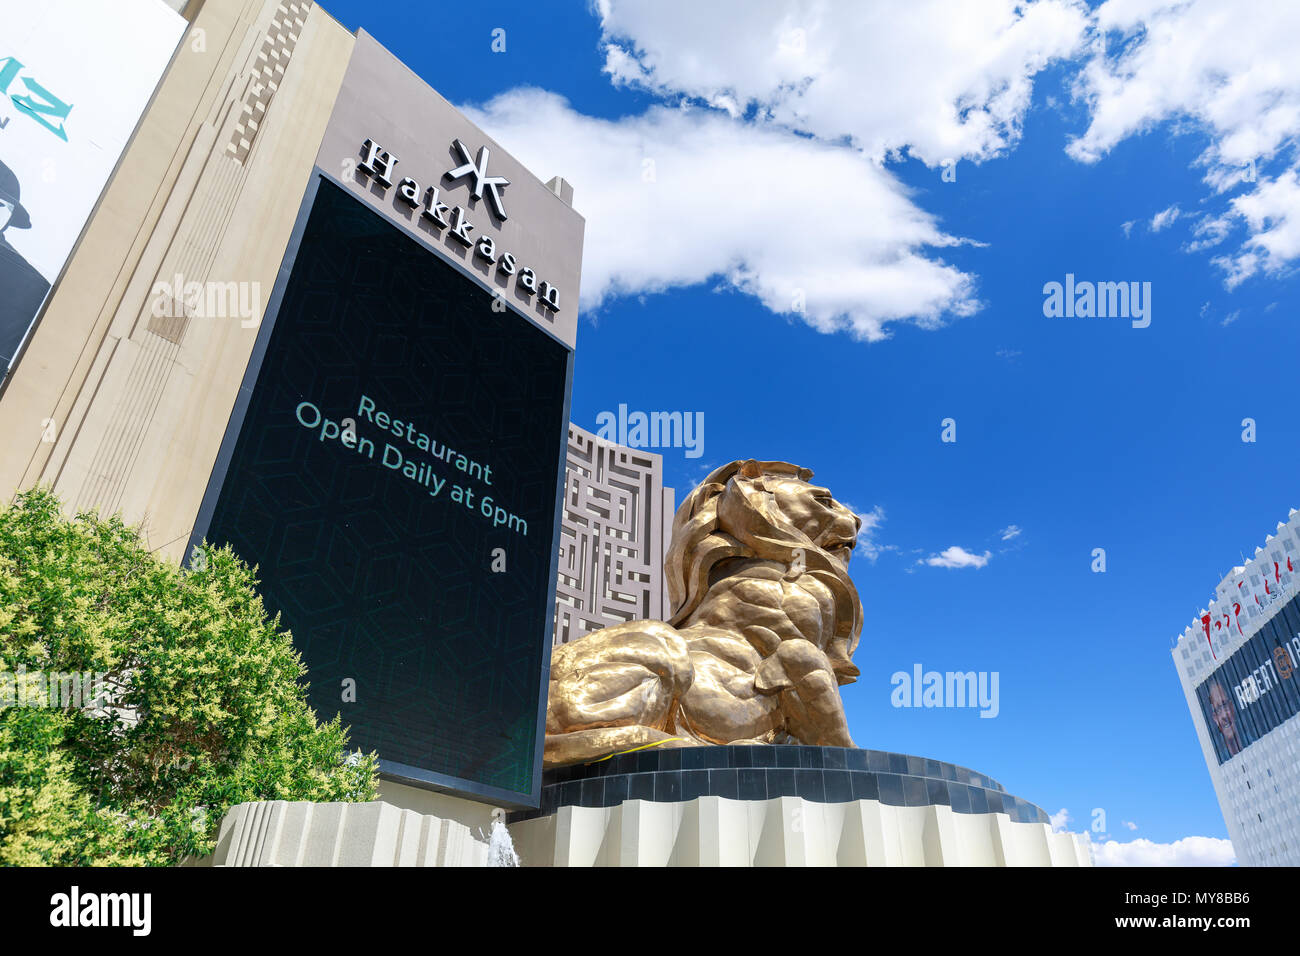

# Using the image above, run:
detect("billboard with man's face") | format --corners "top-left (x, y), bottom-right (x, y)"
top-left (0, 0), bottom-right (185, 382)
top-left (1195, 591), bottom-right (1300, 764)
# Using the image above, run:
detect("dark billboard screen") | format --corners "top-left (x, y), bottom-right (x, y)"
top-left (193, 176), bottom-right (571, 804)
top-left (1195, 591), bottom-right (1300, 765)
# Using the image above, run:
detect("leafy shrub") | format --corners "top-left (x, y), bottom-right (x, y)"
top-left (0, 487), bottom-right (377, 865)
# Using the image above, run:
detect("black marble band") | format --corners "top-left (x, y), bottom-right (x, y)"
top-left (509, 746), bottom-right (1051, 826)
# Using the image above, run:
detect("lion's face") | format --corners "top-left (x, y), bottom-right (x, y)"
top-left (763, 476), bottom-right (861, 568)
top-left (668, 461), bottom-right (864, 640)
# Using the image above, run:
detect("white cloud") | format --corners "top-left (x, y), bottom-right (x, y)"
top-left (925, 545), bottom-right (992, 569)
top-left (1221, 309), bottom-right (1240, 327)
top-left (471, 1), bottom-right (1300, 337)
top-left (1213, 168), bottom-right (1300, 286)
top-left (1184, 213), bottom-right (1231, 253)
top-left (595, 0), bottom-right (1089, 166)
top-left (477, 0), bottom-right (1089, 337)
top-left (1068, 0), bottom-right (1300, 285)
top-left (999, 524), bottom-right (1022, 540)
top-left (464, 90), bottom-right (979, 341)
top-left (1149, 204), bottom-right (1182, 232)
top-left (844, 504), bottom-right (891, 562)
top-left (1120, 219), bottom-right (1135, 237)
top-left (1090, 835), bottom-right (1235, 867)
top-left (1053, 810), bottom-right (1229, 865)
top-left (1069, 0), bottom-right (1300, 168)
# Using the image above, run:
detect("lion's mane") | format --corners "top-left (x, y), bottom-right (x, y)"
top-left (664, 459), bottom-right (863, 683)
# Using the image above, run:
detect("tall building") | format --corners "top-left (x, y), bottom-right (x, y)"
top-left (0, 0), bottom-right (585, 809)
top-left (1173, 507), bottom-right (1300, 865)
top-left (553, 422), bottom-right (675, 646)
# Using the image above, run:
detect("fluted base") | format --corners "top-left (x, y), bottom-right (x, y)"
top-left (510, 794), bottom-right (1090, 867)
top-left (507, 746), bottom-right (1089, 867)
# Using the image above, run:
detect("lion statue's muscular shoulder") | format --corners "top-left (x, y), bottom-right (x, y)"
top-left (544, 459), bottom-right (864, 767)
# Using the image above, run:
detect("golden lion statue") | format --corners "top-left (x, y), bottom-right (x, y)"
top-left (545, 459), bottom-right (863, 767)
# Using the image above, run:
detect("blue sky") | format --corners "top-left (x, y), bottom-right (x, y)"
top-left (320, 0), bottom-right (1300, 864)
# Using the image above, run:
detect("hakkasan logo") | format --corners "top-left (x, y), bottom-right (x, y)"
top-left (0, 56), bottom-right (72, 140)
top-left (355, 137), bottom-right (562, 313)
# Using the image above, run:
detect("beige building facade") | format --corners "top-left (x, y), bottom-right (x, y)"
top-left (1, 0), bottom-right (344, 554)
top-left (0, 0), bottom-right (581, 566)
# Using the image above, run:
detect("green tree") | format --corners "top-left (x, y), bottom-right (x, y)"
top-left (0, 487), bottom-right (377, 865)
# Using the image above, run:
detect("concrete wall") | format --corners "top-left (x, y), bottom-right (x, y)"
top-left (0, 0), bottom-right (354, 562)
top-left (376, 779), bottom-right (500, 835)
top-left (511, 796), bottom-right (1091, 867)
top-left (213, 799), bottom-right (489, 866)
top-left (211, 792), bottom-right (1089, 867)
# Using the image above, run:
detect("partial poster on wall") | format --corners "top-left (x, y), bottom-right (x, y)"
top-left (0, 0), bottom-right (185, 383)
top-left (1196, 591), bottom-right (1300, 765)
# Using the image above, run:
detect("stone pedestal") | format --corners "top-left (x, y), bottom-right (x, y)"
top-left (507, 746), bottom-right (1090, 867)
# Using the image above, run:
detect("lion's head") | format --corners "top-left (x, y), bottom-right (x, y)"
top-left (664, 460), bottom-right (863, 682)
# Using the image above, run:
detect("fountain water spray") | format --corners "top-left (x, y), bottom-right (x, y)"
top-left (487, 807), bottom-right (519, 867)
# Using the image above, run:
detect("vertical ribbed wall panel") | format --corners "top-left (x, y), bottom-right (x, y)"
top-left (69, 0), bottom-right (302, 520)
top-left (0, 0), bottom-right (353, 563)
top-left (513, 796), bottom-right (1090, 867)
top-left (211, 800), bottom-right (488, 866)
